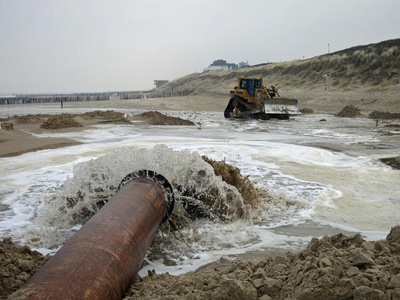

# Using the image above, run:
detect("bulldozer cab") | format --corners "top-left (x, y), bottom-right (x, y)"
top-left (239, 78), bottom-right (262, 97)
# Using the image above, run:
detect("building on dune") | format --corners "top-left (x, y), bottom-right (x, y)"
top-left (203, 59), bottom-right (238, 72)
top-left (154, 80), bottom-right (169, 88)
top-left (203, 59), bottom-right (250, 72)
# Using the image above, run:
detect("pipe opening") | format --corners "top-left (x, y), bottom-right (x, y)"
top-left (118, 170), bottom-right (175, 223)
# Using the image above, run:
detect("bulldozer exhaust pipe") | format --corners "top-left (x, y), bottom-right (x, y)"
top-left (12, 170), bottom-right (175, 300)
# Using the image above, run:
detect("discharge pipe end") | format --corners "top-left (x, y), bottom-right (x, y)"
top-left (118, 169), bottom-right (175, 223)
top-left (12, 169), bottom-right (175, 300)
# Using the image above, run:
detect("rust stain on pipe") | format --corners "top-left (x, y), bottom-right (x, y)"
top-left (12, 170), bottom-right (174, 300)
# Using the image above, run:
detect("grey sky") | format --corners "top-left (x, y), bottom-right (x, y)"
top-left (1, 0), bottom-right (399, 94)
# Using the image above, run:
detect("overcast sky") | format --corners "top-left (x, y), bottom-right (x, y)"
top-left (1, 0), bottom-right (399, 94)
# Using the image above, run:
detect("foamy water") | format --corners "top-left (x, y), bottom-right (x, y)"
top-left (1, 107), bottom-right (399, 274)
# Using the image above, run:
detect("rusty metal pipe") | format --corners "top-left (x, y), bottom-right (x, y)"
top-left (12, 170), bottom-right (174, 300)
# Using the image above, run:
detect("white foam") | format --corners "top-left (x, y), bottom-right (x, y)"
top-left (0, 110), bottom-right (399, 275)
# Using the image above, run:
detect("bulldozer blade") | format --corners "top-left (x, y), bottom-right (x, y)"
top-left (264, 98), bottom-right (301, 115)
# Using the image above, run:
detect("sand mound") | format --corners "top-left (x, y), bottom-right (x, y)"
top-left (40, 114), bottom-right (83, 130)
top-left (126, 226), bottom-right (400, 300)
top-left (133, 111), bottom-right (195, 125)
top-left (336, 105), bottom-right (361, 117)
top-left (369, 111), bottom-right (400, 119)
top-left (80, 110), bottom-right (125, 120)
top-left (0, 238), bottom-right (49, 299)
top-left (9, 114), bottom-right (50, 124)
top-left (383, 124), bottom-right (400, 131)
top-left (202, 157), bottom-right (259, 207)
top-left (4, 224), bottom-right (400, 299)
top-left (300, 108), bottom-right (314, 114)
top-left (0, 122), bottom-right (14, 130)
top-left (380, 156), bottom-right (400, 169)
top-left (1, 111), bottom-right (129, 129)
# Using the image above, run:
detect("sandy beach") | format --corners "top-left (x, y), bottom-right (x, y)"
top-left (0, 95), bottom-right (224, 158)
top-left (2, 0), bottom-right (400, 297)
top-left (0, 128), bottom-right (80, 158)
top-left (1, 96), bottom-right (400, 299)
top-left (1, 92), bottom-right (399, 158)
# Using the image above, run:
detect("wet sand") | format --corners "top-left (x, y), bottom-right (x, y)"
top-left (0, 96), bottom-right (220, 157)
top-left (125, 226), bottom-right (400, 300)
top-left (4, 226), bottom-right (400, 299)
top-left (0, 94), bottom-right (227, 112)
top-left (1, 97), bottom-right (400, 299)
top-left (2, 94), bottom-right (399, 158)
top-left (0, 126), bottom-right (81, 158)
top-left (0, 102), bottom-right (199, 158)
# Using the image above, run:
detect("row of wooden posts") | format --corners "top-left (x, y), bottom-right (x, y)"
top-left (119, 90), bottom-right (193, 100)
top-left (0, 90), bottom-right (193, 106)
top-left (0, 94), bottom-right (110, 105)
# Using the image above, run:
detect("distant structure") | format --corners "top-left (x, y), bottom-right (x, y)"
top-left (154, 80), bottom-right (169, 88)
top-left (203, 59), bottom-right (238, 72)
top-left (238, 61), bottom-right (250, 68)
top-left (0, 93), bottom-right (110, 105)
top-left (203, 59), bottom-right (249, 72)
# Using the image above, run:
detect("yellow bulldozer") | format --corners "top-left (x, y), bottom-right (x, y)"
top-left (224, 77), bottom-right (300, 119)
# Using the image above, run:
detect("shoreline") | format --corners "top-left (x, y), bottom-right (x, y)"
top-left (0, 95), bottom-right (228, 115)
top-left (1, 91), bottom-right (397, 115)
top-left (0, 128), bottom-right (81, 158)
top-left (1, 94), bottom-right (397, 159)
top-left (0, 107), bottom-right (198, 158)
top-left (1, 99), bottom-right (400, 299)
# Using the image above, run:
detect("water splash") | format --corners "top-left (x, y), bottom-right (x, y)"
top-left (28, 145), bottom-right (251, 248)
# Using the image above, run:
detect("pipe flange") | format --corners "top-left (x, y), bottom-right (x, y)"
top-left (118, 170), bottom-right (175, 223)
